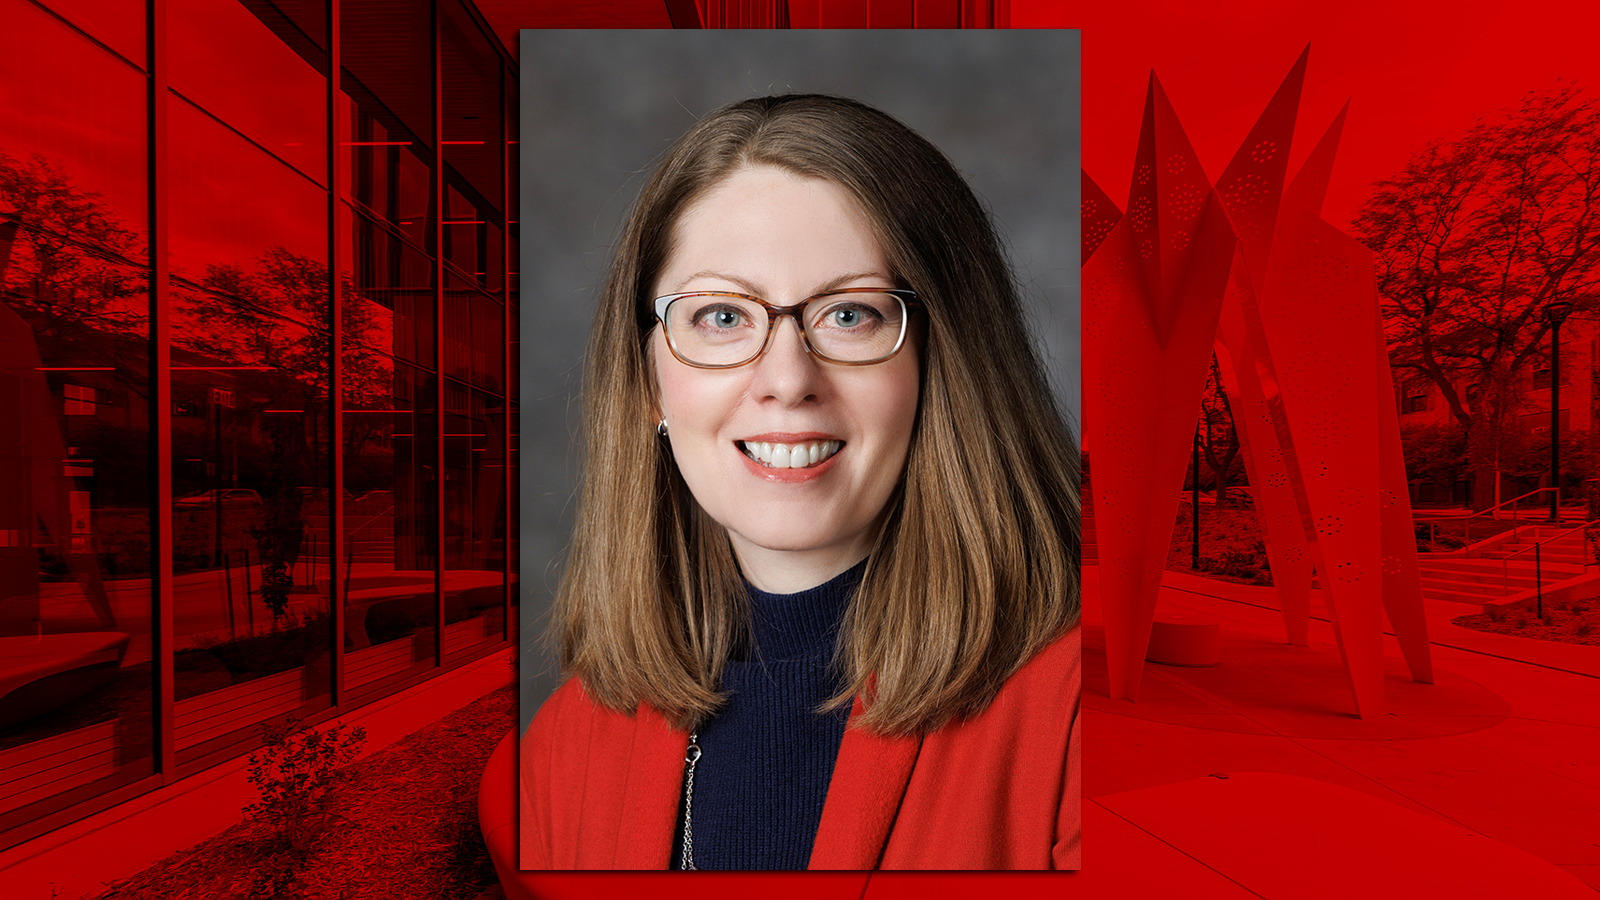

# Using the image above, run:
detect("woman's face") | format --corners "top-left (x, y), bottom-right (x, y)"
top-left (651, 165), bottom-right (922, 593)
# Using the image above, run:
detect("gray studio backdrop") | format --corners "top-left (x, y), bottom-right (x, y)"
top-left (519, 29), bottom-right (1081, 733)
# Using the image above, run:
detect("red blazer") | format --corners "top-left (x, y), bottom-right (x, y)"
top-left (520, 626), bottom-right (1081, 870)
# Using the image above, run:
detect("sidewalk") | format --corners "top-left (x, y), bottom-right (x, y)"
top-left (1083, 566), bottom-right (1600, 894)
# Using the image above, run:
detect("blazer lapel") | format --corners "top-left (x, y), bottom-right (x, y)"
top-left (808, 697), bottom-right (923, 869)
top-left (613, 704), bottom-right (692, 868)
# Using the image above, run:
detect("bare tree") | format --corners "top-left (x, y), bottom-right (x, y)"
top-left (1356, 86), bottom-right (1600, 511)
top-left (1198, 354), bottom-right (1242, 506)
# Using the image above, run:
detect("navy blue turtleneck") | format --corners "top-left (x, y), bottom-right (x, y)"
top-left (669, 560), bottom-right (863, 871)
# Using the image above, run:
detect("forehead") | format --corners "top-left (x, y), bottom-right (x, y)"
top-left (657, 165), bottom-right (889, 295)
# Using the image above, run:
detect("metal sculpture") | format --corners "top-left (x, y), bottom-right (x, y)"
top-left (1084, 52), bottom-right (1432, 716)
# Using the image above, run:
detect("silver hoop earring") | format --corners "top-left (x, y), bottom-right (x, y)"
top-left (657, 418), bottom-right (669, 438)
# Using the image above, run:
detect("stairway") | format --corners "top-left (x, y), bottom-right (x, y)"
top-left (302, 516), bottom-right (396, 565)
top-left (1418, 525), bottom-right (1592, 606)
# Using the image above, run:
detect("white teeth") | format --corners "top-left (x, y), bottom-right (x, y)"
top-left (740, 440), bottom-right (842, 469)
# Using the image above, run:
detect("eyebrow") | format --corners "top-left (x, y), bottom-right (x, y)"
top-left (669, 270), bottom-right (895, 296)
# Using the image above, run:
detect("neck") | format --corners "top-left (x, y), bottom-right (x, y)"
top-left (729, 539), bottom-right (871, 594)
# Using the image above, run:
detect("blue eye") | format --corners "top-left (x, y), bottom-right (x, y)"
top-left (697, 306), bottom-right (746, 329)
top-left (832, 308), bottom-right (862, 327)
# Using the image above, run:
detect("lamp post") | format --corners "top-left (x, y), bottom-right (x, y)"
top-left (1192, 423), bottom-right (1201, 569)
top-left (1544, 299), bottom-right (1574, 522)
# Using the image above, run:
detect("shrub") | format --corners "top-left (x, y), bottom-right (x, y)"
top-left (1198, 548), bottom-right (1264, 580)
top-left (1577, 621), bottom-right (1595, 637)
top-left (1487, 605), bottom-right (1508, 623)
top-left (245, 716), bottom-right (368, 855)
top-left (1514, 614), bottom-right (1530, 629)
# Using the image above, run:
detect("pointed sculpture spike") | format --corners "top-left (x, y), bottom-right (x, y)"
top-left (1125, 72), bottom-right (1163, 301)
top-left (1284, 101), bottom-right (1350, 217)
top-left (1215, 45), bottom-right (1308, 283)
top-left (1129, 74), bottom-right (1217, 345)
top-left (1082, 170), bottom-right (1122, 264)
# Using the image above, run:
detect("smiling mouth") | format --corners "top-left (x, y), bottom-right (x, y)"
top-left (738, 439), bottom-right (843, 469)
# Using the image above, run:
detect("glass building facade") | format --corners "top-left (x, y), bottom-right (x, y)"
top-left (0, 0), bottom-right (518, 848)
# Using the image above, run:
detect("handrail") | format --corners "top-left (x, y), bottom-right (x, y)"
top-left (343, 504), bottom-right (396, 607)
top-left (1498, 516), bottom-right (1600, 611)
top-left (1479, 486), bottom-right (1561, 520)
top-left (347, 504), bottom-right (395, 536)
top-left (1498, 516), bottom-right (1600, 562)
top-left (1415, 486), bottom-right (1561, 550)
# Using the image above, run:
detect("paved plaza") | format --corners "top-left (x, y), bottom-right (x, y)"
top-left (1082, 565), bottom-right (1600, 896)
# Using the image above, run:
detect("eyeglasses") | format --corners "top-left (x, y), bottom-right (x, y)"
top-left (653, 288), bottom-right (919, 369)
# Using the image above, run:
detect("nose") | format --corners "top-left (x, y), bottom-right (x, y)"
top-left (749, 314), bottom-right (821, 404)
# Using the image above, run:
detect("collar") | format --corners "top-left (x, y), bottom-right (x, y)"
top-left (741, 559), bottom-right (866, 662)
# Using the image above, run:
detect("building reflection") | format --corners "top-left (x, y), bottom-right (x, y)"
top-left (0, 0), bottom-right (517, 845)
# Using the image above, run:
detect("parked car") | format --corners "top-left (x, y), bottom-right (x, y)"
top-left (174, 488), bottom-right (263, 509)
top-left (350, 489), bottom-right (394, 514)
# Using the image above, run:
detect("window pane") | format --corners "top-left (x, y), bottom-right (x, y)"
top-left (168, 270), bottom-right (334, 764)
top-left (0, 256), bottom-right (154, 821)
top-left (442, 194), bottom-right (500, 294)
top-left (0, 0), bottom-right (152, 827)
top-left (508, 398), bottom-right (518, 632)
top-left (340, 92), bottom-right (433, 249)
top-left (38, 0), bottom-right (145, 70)
top-left (442, 383), bottom-right (504, 658)
top-left (242, 0), bottom-right (328, 51)
top-left (1, 1), bottom-right (148, 254)
top-left (507, 287), bottom-right (519, 403)
top-left (443, 288), bottom-right (503, 392)
top-left (505, 71), bottom-right (518, 335)
top-left (342, 355), bottom-right (439, 689)
top-left (168, 96), bottom-right (327, 292)
top-left (440, 0), bottom-right (503, 292)
top-left (341, 0), bottom-right (433, 165)
top-left (169, 0), bottom-right (328, 186)
top-left (345, 203), bottom-right (435, 368)
top-left (167, 96), bottom-right (332, 761)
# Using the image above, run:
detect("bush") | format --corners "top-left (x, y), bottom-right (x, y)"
top-left (1487, 605), bottom-right (1508, 622)
top-left (1199, 546), bottom-right (1267, 580)
top-left (245, 716), bottom-right (368, 856)
top-left (1578, 621), bottom-right (1595, 637)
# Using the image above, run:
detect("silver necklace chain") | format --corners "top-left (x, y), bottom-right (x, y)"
top-left (680, 733), bottom-right (702, 870)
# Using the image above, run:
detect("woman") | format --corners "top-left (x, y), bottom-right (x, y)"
top-left (521, 94), bottom-right (1080, 870)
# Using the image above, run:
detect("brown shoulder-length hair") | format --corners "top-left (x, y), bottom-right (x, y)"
top-left (553, 94), bottom-right (1079, 736)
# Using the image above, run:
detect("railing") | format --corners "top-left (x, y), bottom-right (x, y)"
top-left (1498, 516), bottom-right (1600, 615)
top-left (343, 505), bottom-right (396, 606)
top-left (1416, 486), bottom-right (1561, 551)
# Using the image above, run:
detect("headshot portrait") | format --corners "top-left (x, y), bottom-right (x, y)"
top-left (517, 30), bottom-right (1080, 871)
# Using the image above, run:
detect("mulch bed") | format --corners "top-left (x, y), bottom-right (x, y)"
top-left (94, 683), bottom-right (515, 900)
top-left (1452, 601), bottom-right (1600, 646)
top-left (1167, 503), bottom-right (1275, 586)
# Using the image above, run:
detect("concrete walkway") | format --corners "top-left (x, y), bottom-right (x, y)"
top-left (0, 648), bottom-right (512, 900)
top-left (1083, 566), bottom-right (1600, 894)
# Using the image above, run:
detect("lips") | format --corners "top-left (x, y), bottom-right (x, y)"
top-left (734, 432), bottom-right (845, 483)
top-left (738, 439), bottom-right (843, 469)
